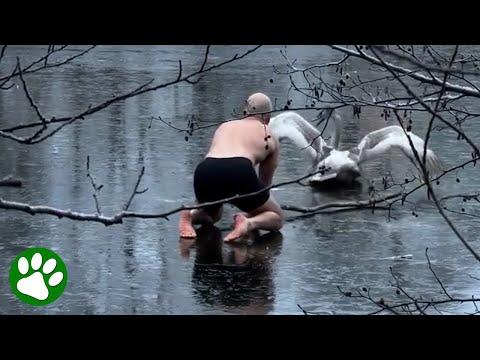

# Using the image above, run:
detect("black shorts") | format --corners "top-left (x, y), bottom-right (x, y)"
top-left (193, 157), bottom-right (270, 213)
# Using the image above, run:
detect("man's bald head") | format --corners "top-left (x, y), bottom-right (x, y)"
top-left (245, 93), bottom-right (273, 123)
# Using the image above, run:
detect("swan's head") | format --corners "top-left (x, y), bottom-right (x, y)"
top-left (311, 150), bottom-right (361, 184)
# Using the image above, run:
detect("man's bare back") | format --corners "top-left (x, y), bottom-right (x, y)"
top-left (206, 117), bottom-right (277, 167)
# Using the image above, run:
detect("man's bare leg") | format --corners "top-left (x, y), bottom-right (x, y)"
top-left (224, 197), bottom-right (283, 242)
top-left (179, 206), bottom-right (223, 238)
top-left (179, 237), bottom-right (195, 259)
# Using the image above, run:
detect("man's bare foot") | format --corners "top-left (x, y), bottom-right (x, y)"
top-left (224, 214), bottom-right (250, 242)
top-left (179, 238), bottom-right (195, 259)
top-left (230, 212), bottom-right (248, 229)
top-left (179, 210), bottom-right (197, 238)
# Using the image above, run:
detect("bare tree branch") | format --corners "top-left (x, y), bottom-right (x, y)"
top-left (337, 250), bottom-right (480, 315)
top-left (282, 192), bottom-right (402, 213)
top-left (0, 45), bottom-right (6, 64)
top-left (0, 175), bottom-right (22, 187)
top-left (425, 248), bottom-right (453, 300)
top-left (123, 166), bottom-right (147, 211)
top-left (276, 45), bottom-right (480, 313)
top-left (16, 58), bottom-right (47, 124)
top-left (275, 47), bottom-right (349, 74)
top-left (176, 60), bottom-right (182, 81)
top-left (373, 45), bottom-right (480, 76)
top-left (200, 45), bottom-right (210, 72)
top-left (422, 46), bottom-right (458, 168)
top-left (0, 168), bottom-right (326, 226)
top-left (330, 45), bottom-right (480, 98)
top-left (86, 156), bottom-right (103, 215)
top-left (0, 46), bottom-right (263, 143)
top-left (439, 192), bottom-right (480, 203)
top-left (0, 45), bottom-right (95, 83)
top-left (369, 46), bottom-right (480, 262)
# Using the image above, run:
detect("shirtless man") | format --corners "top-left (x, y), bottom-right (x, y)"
top-left (178, 92), bottom-right (284, 242)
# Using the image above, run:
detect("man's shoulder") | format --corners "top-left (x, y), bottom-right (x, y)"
top-left (218, 119), bottom-right (241, 128)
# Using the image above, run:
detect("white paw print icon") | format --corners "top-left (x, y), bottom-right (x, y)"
top-left (16, 252), bottom-right (64, 301)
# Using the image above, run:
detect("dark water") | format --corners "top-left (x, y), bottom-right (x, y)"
top-left (0, 45), bottom-right (479, 314)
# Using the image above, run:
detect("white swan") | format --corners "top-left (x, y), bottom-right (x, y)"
top-left (269, 111), bottom-right (443, 186)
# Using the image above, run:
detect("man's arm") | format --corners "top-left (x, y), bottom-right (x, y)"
top-left (258, 139), bottom-right (279, 187)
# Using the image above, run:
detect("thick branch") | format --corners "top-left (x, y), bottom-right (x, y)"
top-left (0, 168), bottom-right (324, 226)
top-left (0, 175), bottom-right (22, 187)
top-left (282, 192), bottom-right (402, 213)
top-left (373, 45), bottom-right (480, 76)
top-left (330, 45), bottom-right (480, 98)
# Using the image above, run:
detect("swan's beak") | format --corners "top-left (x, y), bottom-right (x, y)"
top-left (309, 172), bottom-right (338, 184)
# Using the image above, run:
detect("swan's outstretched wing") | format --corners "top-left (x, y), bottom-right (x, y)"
top-left (355, 125), bottom-right (443, 176)
top-left (269, 111), bottom-right (332, 165)
top-left (314, 108), bottom-right (342, 149)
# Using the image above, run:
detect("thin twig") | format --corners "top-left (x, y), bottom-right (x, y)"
top-left (123, 166), bottom-right (147, 211)
top-left (370, 46), bottom-right (480, 262)
top-left (86, 156), bottom-right (103, 215)
top-left (0, 46), bottom-right (262, 143)
top-left (425, 248), bottom-right (453, 300)
top-left (0, 45), bottom-right (95, 83)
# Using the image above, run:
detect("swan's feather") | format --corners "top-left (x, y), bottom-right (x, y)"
top-left (269, 111), bottom-right (332, 165)
top-left (314, 108), bottom-right (342, 149)
top-left (355, 126), bottom-right (443, 176)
